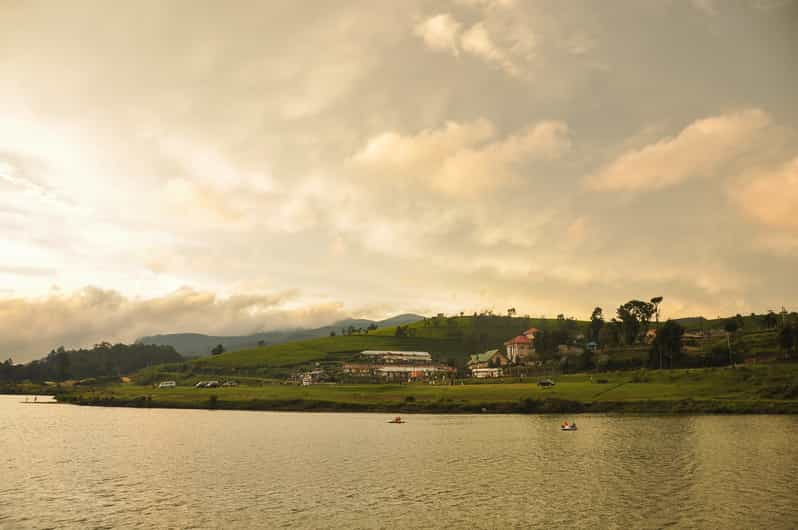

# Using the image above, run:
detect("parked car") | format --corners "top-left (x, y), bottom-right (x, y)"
top-left (537, 379), bottom-right (556, 388)
top-left (195, 381), bottom-right (208, 388)
top-left (158, 381), bottom-right (176, 388)
top-left (205, 380), bottom-right (220, 388)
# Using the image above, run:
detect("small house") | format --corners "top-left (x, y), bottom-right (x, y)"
top-left (504, 335), bottom-right (533, 364)
top-left (467, 349), bottom-right (509, 369)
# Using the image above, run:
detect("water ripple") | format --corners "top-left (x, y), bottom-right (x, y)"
top-left (0, 398), bottom-right (796, 529)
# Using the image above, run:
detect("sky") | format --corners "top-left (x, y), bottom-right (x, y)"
top-left (1, 0), bottom-right (797, 360)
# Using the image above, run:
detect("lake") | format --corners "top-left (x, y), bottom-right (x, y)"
top-left (1, 395), bottom-right (796, 529)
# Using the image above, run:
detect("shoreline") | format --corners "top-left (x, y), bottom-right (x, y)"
top-left (51, 394), bottom-right (798, 415)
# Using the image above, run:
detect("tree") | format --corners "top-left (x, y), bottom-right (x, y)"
top-left (507, 308), bottom-right (516, 318)
top-left (723, 320), bottom-right (740, 365)
top-left (616, 300), bottom-right (655, 345)
top-left (652, 320), bottom-right (684, 369)
top-left (329, 331), bottom-right (336, 337)
top-left (650, 296), bottom-right (663, 329)
top-left (735, 314), bottom-right (745, 330)
top-left (649, 296), bottom-right (663, 367)
top-left (598, 319), bottom-right (621, 347)
top-left (589, 307), bottom-right (604, 342)
top-left (764, 310), bottom-right (778, 329)
top-left (54, 351), bottom-right (71, 380)
top-left (778, 322), bottom-right (798, 358)
top-left (211, 344), bottom-right (225, 356)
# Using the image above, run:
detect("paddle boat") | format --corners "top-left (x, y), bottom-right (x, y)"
top-left (561, 421), bottom-right (577, 431)
top-left (387, 416), bottom-right (406, 424)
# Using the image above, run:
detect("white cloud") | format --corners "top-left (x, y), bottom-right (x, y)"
top-left (732, 156), bottom-right (798, 230)
top-left (461, 22), bottom-right (519, 76)
top-left (351, 118), bottom-right (571, 195)
top-left (413, 11), bottom-right (536, 78)
top-left (585, 109), bottom-right (771, 191)
top-left (0, 287), bottom-right (350, 361)
top-left (413, 14), bottom-right (462, 56)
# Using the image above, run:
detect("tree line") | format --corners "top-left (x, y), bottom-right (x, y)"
top-left (0, 342), bottom-right (182, 383)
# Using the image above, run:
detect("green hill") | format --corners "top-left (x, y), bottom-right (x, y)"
top-left (136, 314), bottom-right (426, 356)
top-left (135, 315), bottom-right (588, 382)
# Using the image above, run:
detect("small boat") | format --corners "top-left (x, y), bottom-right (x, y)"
top-left (387, 416), bottom-right (406, 424)
top-left (561, 421), bottom-right (577, 431)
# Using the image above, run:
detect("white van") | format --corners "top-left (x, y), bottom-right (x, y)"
top-left (158, 381), bottom-right (176, 388)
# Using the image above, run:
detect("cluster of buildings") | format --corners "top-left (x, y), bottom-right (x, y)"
top-left (342, 350), bottom-right (455, 382)
top-left (467, 327), bottom-right (542, 378)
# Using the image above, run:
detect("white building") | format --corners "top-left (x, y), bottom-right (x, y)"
top-left (471, 368), bottom-right (503, 379)
top-left (360, 350), bottom-right (432, 363)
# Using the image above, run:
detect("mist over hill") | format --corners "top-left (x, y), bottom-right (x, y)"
top-left (136, 314), bottom-right (425, 356)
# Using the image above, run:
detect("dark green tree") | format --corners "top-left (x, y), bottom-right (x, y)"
top-left (589, 307), bottom-right (604, 342)
top-left (211, 344), bottom-right (225, 356)
top-left (652, 320), bottom-right (684, 369)
top-left (778, 322), bottom-right (798, 358)
top-left (616, 300), bottom-right (655, 344)
top-left (723, 320), bottom-right (740, 365)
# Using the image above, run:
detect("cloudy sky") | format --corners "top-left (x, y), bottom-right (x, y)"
top-left (1, 0), bottom-right (797, 360)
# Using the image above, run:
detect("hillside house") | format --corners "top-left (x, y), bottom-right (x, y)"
top-left (523, 328), bottom-right (541, 342)
top-left (467, 349), bottom-right (509, 369)
top-left (504, 335), bottom-right (533, 364)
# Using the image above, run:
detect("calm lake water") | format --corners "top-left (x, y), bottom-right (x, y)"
top-left (1, 395), bottom-right (797, 529)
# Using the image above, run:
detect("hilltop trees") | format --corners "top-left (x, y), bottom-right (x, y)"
top-left (764, 310), bottom-right (779, 329)
top-left (589, 307), bottom-right (604, 342)
top-left (211, 344), bottom-right (225, 356)
top-left (616, 300), bottom-right (655, 345)
top-left (651, 320), bottom-right (684, 369)
top-left (598, 319), bottom-right (621, 347)
top-left (724, 319), bottom-right (740, 365)
top-left (778, 321), bottom-right (798, 358)
top-left (650, 296), bottom-right (663, 329)
top-left (0, 343), bottom-right (182, 382)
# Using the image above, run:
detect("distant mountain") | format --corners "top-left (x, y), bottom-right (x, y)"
top-left (136, 314), bottom-right (426, 356)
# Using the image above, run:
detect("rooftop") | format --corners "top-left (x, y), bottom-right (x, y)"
top-left (468, 349), bottom-right (501, 363)
top-left (361, 350), bottom-right (431, 358)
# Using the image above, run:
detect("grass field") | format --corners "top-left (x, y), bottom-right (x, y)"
top-left (58, 363), bottom-right (798, 414)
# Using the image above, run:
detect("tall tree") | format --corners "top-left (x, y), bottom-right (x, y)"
top-left (778, 322), bottom-right (798, 358)
top-left (616, 300), bottom-right (655, 345)
top-left (650, 296), bottom-right (663, 367)
top-left (650, 296), bottom-right (663, 329)
top-left (652, 320), bottom-right (684, 369)
top-left (723, 319), bottom-right (740, 365)
top-left (589, 307), bottom-right (604, 342)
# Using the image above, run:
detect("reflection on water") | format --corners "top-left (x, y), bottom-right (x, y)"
top-left (1, 395), bottom-right (796, 529)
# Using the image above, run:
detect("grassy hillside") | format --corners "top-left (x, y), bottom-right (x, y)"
top-left (134, 315), bottom-right (588, 382)
top-left (136, 314), bottom-right (425, 356)
top-left (131, 313), bottom-right (792, 385)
